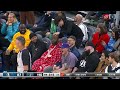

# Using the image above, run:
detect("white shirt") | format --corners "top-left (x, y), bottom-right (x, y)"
top-left (78, 23), bottom-right (88, 42)
top-left (105, 63), bottom-right (120, 73)
top-left (17, 51), bottom-right (24, 73)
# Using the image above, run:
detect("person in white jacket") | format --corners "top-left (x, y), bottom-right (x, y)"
top-left (74, 14), bottom-right (88, 43)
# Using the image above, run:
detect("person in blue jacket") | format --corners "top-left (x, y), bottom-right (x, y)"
top-left (105, 28), bottom-right (117, 52)
top-left (0, 13), bottom-right (20, 48)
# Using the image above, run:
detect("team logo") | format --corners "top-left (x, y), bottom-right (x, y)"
top-left (79, 59), bottom-right (86, 67)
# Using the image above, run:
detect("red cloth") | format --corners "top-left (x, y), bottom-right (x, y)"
top-left (32, 43), bottom-right (62, 72)
top-left (92, 32), bottom-right (110, 53)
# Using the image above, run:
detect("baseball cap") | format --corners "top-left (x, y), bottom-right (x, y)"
top-left (85, 41), bottom-right (95, 49)
top-left (61, 43), bottom-right (70, 48)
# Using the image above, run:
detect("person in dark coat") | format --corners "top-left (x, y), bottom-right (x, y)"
top-left (54, 15), bottom-right (84, 48)
top-left (28, 33), bottom-right (47, 64)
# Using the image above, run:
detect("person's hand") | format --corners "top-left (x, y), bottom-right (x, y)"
top-left (6, 21), bottom-right (12, 26)
top-left (46, 11), bottom-right (51, 15)
top-left (101, 40), bottom-right (106, 47)
top-left (5, 50), bottom-right (11, 55)
top-left (46, 32), bottom-right (51, 37)
top-left (33, 24), bottom-right (37, 27)
top-left (53, 32), bottom-right (60, 36)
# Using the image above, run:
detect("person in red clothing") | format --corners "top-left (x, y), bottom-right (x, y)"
top-left (32, 34), bottom-right (62, 72)
top-left (92, 23), bottom-right (110, 54)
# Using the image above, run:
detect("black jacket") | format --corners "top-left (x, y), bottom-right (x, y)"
top-left (59, 20), bottom-right (84, 41)
top-left (27, 39), bottom-right (47, 64)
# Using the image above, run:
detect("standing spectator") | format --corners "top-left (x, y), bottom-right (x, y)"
top-left (19, 11), bottom-right (35, 27)
top-left (28, 33), bottom-right (47, 64)
top-left (32, 34), bottom-right (62, 72)
top-left (74, 14), bottom-right (88, 44)
top-left (67, 36), bottom-right (81, 59)
top-left (3, 24), bottom-right (31, 71)
top-left (105, 51), bottom-right (120, 73)
top-left (72, 41), bottom-right (100, 73)
top-left (92, 23), bottom-right (110, 54)
top-left (0, 13), bottom-right (20, 48)
top-left (54, 15), bottom-right (84, 48)
top-left (53, 43), bottom-right (78, 74)
top-left (16, 36), bottom-right (31, 72)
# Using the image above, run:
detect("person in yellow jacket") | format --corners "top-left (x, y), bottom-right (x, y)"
top-left (3, 24), bottom-right (31, 71)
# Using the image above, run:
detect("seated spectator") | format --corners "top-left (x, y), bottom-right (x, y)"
top-left (113, 29), bottom-right (120, 51)
top-left (3, 24), bottom-right (31, 71)
top-left (105, 27), bottom-right (117, 52)
top-left (95, 50), bottom-right (110, 72)
top-left (0, 13), bottom-right (20, 48)
top-left (105, 51), bottom-right (120, 74)
top-left (72, 41), bottom-right (100, 73)
top-left (67, 36), bottom-right (81, 59)
top-left (74, 14), bottom-right (88, 44)
top-left (16, 36), bottom-right (31, 72)
top-left (92, 23), bottom-right (110, 54)
top-left (32, 34), bottom-right (62, 72)
top-left (54, 15), bottom-right (84, 48)
top-left (53, 43), bottom-right (78, 74)
top-left (28, 33), bottom-right (47, 64)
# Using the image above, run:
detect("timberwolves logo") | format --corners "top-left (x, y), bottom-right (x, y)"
top-left (79, 60), bottom-right (86, 67)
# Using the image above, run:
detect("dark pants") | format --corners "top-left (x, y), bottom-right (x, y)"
top-left (2, 52), bottom-right (17, 72)
top-left (19, 11), bottom-right (35, 26)
top-left (0, 36), bottom-right (10, 48)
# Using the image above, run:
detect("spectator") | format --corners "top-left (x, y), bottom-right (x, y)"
top-left (105, 51), bottom-right (120, 73)
top-left (74, 14), bottom-right (88, 44)
top-left (92, 23), bottom-right (110, 54)
top-left (3, 24), bottom-right (31, 71)
top-left (32, 34), bottom-right (62, 72)
top-left (67, 36), bottom-right (81, 59)
top-left (54, 15), bottom-right (84, 48)
top-left (19, 11), bottom-right (35, 27)
top-left (16, 36), bottom-right (31, 72)
top-left (53, 43), bottom-right (78, 74)
top-left (0, 13), bottom-right (20, 48)
top-left (72, 41), bottom-right (100, 73)
top-left (95, 50), bottom-right (110, 72)
top-left (28, 33), bottom-right (47, 64)
top-left (31, 11), bottom-right (52, 33)
top-left (113, 30), bottom-right (120, 51)
top-left (105, 27), bottom-right (117, 52)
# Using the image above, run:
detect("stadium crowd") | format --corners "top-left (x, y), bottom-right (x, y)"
top-left (0, 11), bottom-right (120, 79)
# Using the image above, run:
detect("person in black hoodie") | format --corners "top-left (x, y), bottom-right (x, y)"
top-left (54, 15), bottom-right (84, 48)
top-left (28, 33), bottom-right (47, 64)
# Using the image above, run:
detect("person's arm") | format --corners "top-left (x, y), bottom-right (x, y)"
top-left (72, 67), bottom-right (78, 73)
top-left (95, 61), bottom-right (104, 72)
top-left (61, 68), bottom-right (72, 74)
top-left (8, 22), bottom-right (20, 37)
top-left (22, 50), bottom-right (30, 71)
top-left (7, 34), bottom-right (17, 52)
top-left (1, 22), bottom-right (7, 35)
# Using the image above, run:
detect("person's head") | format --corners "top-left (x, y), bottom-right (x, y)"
top-left (16, 36), bottom-right (25, 50)
top-left (84, 41), bottom-right (95, 55)
top-left (29, 33), bottom-right (38, 43)
top-left (51, 34), bottom-right (59, 45)
top-left (74, 14), bottom-right (83, 24)
top-left (100, 50), bottom-right (110, 61)
top-left (19, 24), bottom-right (27, 34)
top-left (8, 13), bottom-right (17, 23)
top-left (96, 23), bottom-right (107, 34)
top-left (54, 16), bottom-right (65, 27)
top-left (61, 43), bottom-right (70, 56)
top-left (67, 36), bottom-right (76, 48)
top-left (108, 51), bottom-right (120, 64)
